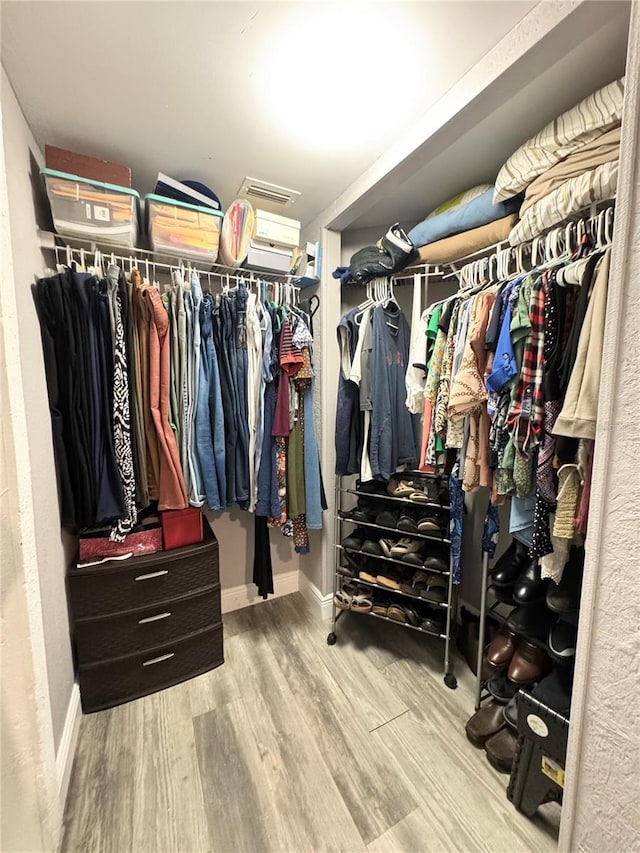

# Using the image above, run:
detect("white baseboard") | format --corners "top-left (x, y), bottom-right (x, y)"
top-left (56, 682), bottom-right (81, 812)
top-left (299, 573), bottom-right (333, 621)
top-left (221, 569), bottom-right (299, 614)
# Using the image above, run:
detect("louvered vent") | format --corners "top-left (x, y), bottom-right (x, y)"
top-left (237, 177), bottom-right (301, 210)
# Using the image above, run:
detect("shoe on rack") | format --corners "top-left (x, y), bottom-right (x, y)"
top-left (397, 511), bottom-right (419, 533)
top-left (421, 575), bottom-right (448, 604)
top-left (485, 727), bottom-right (518, 774)
top-left (371, 596), bottom-right (392, 617)
top-left (491, 539), bottom-right (530, 587)
top-left (378, 538), bottom-right (396, 558)
top-left (390, 538), bottom-right (422, 559)
top-left (350, 506), bottom-right (377, 524)
top-left (423, 555), bottom-right (448, 573)
top-left (342, 532), bottom-right (365, 551)
top-left (531, 666), bottom-right (574, 717)
top-left (387, 603), bottom-right (408, 623)
top-left (487, 675), bottom-right (520, 704)
top-left (465, 700), bottom-right (506, 748)
top-left (355, 557), bottom-right (377, 584)
top-left (377, 570), bottom-right (403, 591)
top-left (376, 509), bottom-right (399, 529)
top-left (485, 626), bottom-right (519, 671)
top-left (503, 692), bottom-right (520, 731)
top-left (417, 515), bottom-right (441, 533)
top-left (387, 477), bottom-right (415, 498)
top-left (513, 559), bottom-right (548, 604)
top-left (508, 639), bottom-right (552, 684)
top-left (489, 583), bottom-right (517, 605)
top-left (401, 551), bottom-right (427, 568)
top-left (419, 606), bottom-right (446, 635)
top-left (507, 600), bottom-right (556, 639)
top-left (548, 619), bottom-right (578, 663)
top-left (403, 605), bottom-right (421, 627)
top-left (361, 539), bottom-right (383, 557)
top-left (546, 546), bottom-right (584, 613)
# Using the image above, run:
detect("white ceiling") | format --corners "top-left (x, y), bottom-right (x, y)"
top-left (1, 0), bottom-right (537, 227)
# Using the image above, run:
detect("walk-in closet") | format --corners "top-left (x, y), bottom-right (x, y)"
top-left (2, 2), bottom-right (639, 852)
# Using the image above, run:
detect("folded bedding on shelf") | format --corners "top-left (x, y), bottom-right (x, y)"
top-left (417, 214), bottom-right (517, 264)
top-left (425, 184), bottom-right (492, 220)
top-left (520, 125), bottom-right (621, 215)
top-left (407, 187), bottom-right (522, 248)
top-left (508, 160), bottom-right (618, 246)
top-left (494, 77), bottom-right (624, 203)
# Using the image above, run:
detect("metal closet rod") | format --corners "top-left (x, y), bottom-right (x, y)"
top-left (40, 230), bottom-right (299, 285)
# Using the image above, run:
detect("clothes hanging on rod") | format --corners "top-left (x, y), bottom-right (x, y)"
top-left (334, 276), bottom-right (420, 480)
top-left (413, 207), bottom-right (614, 584)
top-left (334, 206), bottom-right (615, 586)
top-left (33, 249), bottom-right (325, 566)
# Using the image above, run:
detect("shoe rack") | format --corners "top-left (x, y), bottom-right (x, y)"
top-left (327, 473), bottom-right (458, 690)
top-left (474, 543), bottom-right (581, 711)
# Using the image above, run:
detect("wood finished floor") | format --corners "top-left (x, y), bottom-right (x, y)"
top-left (62, 593), bottom-right (560, 853)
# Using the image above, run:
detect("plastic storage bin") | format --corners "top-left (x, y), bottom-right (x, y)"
top-left (146, 194), bottom-right (224, 262)
top-left (160, 507), bottom-right (204, 551)
top-left (42, 168), bottom-right (139, 247)
top-left (246, 239), bottom-right (293, 273)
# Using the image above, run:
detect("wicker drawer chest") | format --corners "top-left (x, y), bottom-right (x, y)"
top-left (68, 520), bottom-right (223, 713)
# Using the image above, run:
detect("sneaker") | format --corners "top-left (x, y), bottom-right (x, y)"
top-left (390, 538), bottom-right (422, 558)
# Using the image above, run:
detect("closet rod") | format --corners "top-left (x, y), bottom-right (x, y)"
top-left (39, 230), bottom-right (299, 284)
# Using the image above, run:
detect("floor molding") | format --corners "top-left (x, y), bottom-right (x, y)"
top-left (221, 570), bottom-right (299, 614)
top-left (299, 573), bottom-right (333, 621)
top-left (56, 682), bottom-right (81, 813)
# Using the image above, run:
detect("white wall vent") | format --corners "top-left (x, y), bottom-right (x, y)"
top-left (237, 177), bottom-right (301, 210)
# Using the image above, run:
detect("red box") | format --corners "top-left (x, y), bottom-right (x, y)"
top-left (160, 507), bottom-right (204, 550)
top-left (78, 526), bottom-right (162, 564)
top-left (45, 144), bottom-right (132, 187)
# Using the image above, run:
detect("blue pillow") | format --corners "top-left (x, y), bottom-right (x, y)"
top-left (408, 188), bottom-right (523, 248)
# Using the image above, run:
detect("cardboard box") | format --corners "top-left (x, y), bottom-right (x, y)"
top-left (45, 144), bottom-right (131, 187)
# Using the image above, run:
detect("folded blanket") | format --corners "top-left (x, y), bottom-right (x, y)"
top-left (408, 187), bottom-right (522, 248)
top-left (509, 160), bottom-right (618, 246)
top-left (417, 215), bottom-right (517, 264)
top-left (495, 77), bottom-right (624, 203)
top-left (520, 125), bottom-right (620, 215)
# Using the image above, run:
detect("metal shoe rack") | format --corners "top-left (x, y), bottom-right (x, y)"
top-left (327, 474), bottom-right (458, 689)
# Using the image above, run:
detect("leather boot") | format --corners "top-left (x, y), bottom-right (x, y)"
top-left (491, 539), bottom-right (530, 587)
top-left (485, 626), bottom-right (519, 671)
top-left (513, 559), bottom-right (548, 603)
top-left (508, 639), bottom-right (553, 683)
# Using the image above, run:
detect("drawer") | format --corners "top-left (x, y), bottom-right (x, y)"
top-left (68, 537), bottom-right (219, 619)
top-left (78, 623), bottom-right (224, 713)
top-left (74, 585), bottom-right (221, 665)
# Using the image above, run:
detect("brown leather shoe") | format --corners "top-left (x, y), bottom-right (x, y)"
top-left (508, 639), bottom-right (552, 683)
top-left (486, 626), bottom-right (519, 670)
top-left (484, 727), bottom-right (518, 774)
top-left (465, 701), bottom-right (506, 748)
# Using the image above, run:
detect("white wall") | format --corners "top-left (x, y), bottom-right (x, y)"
top-left (560, 6), bottom-right (640, 847)
top-left (0, 72), bottom-right (60, 852)
top-left (1, 67), bottom-right (75, 752)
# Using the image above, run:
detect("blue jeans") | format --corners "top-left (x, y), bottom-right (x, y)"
top-left (304, 376), bottom-right (323, 530)
top-left (196, 296), bottom-right (226, 510)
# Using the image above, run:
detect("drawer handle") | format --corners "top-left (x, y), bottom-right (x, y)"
top-left (138, 612), bottom-right (172, 625)
top-left (142, 652), bottom-right (175, 667)
top-left (134, 570), bottom-right (169, 582)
